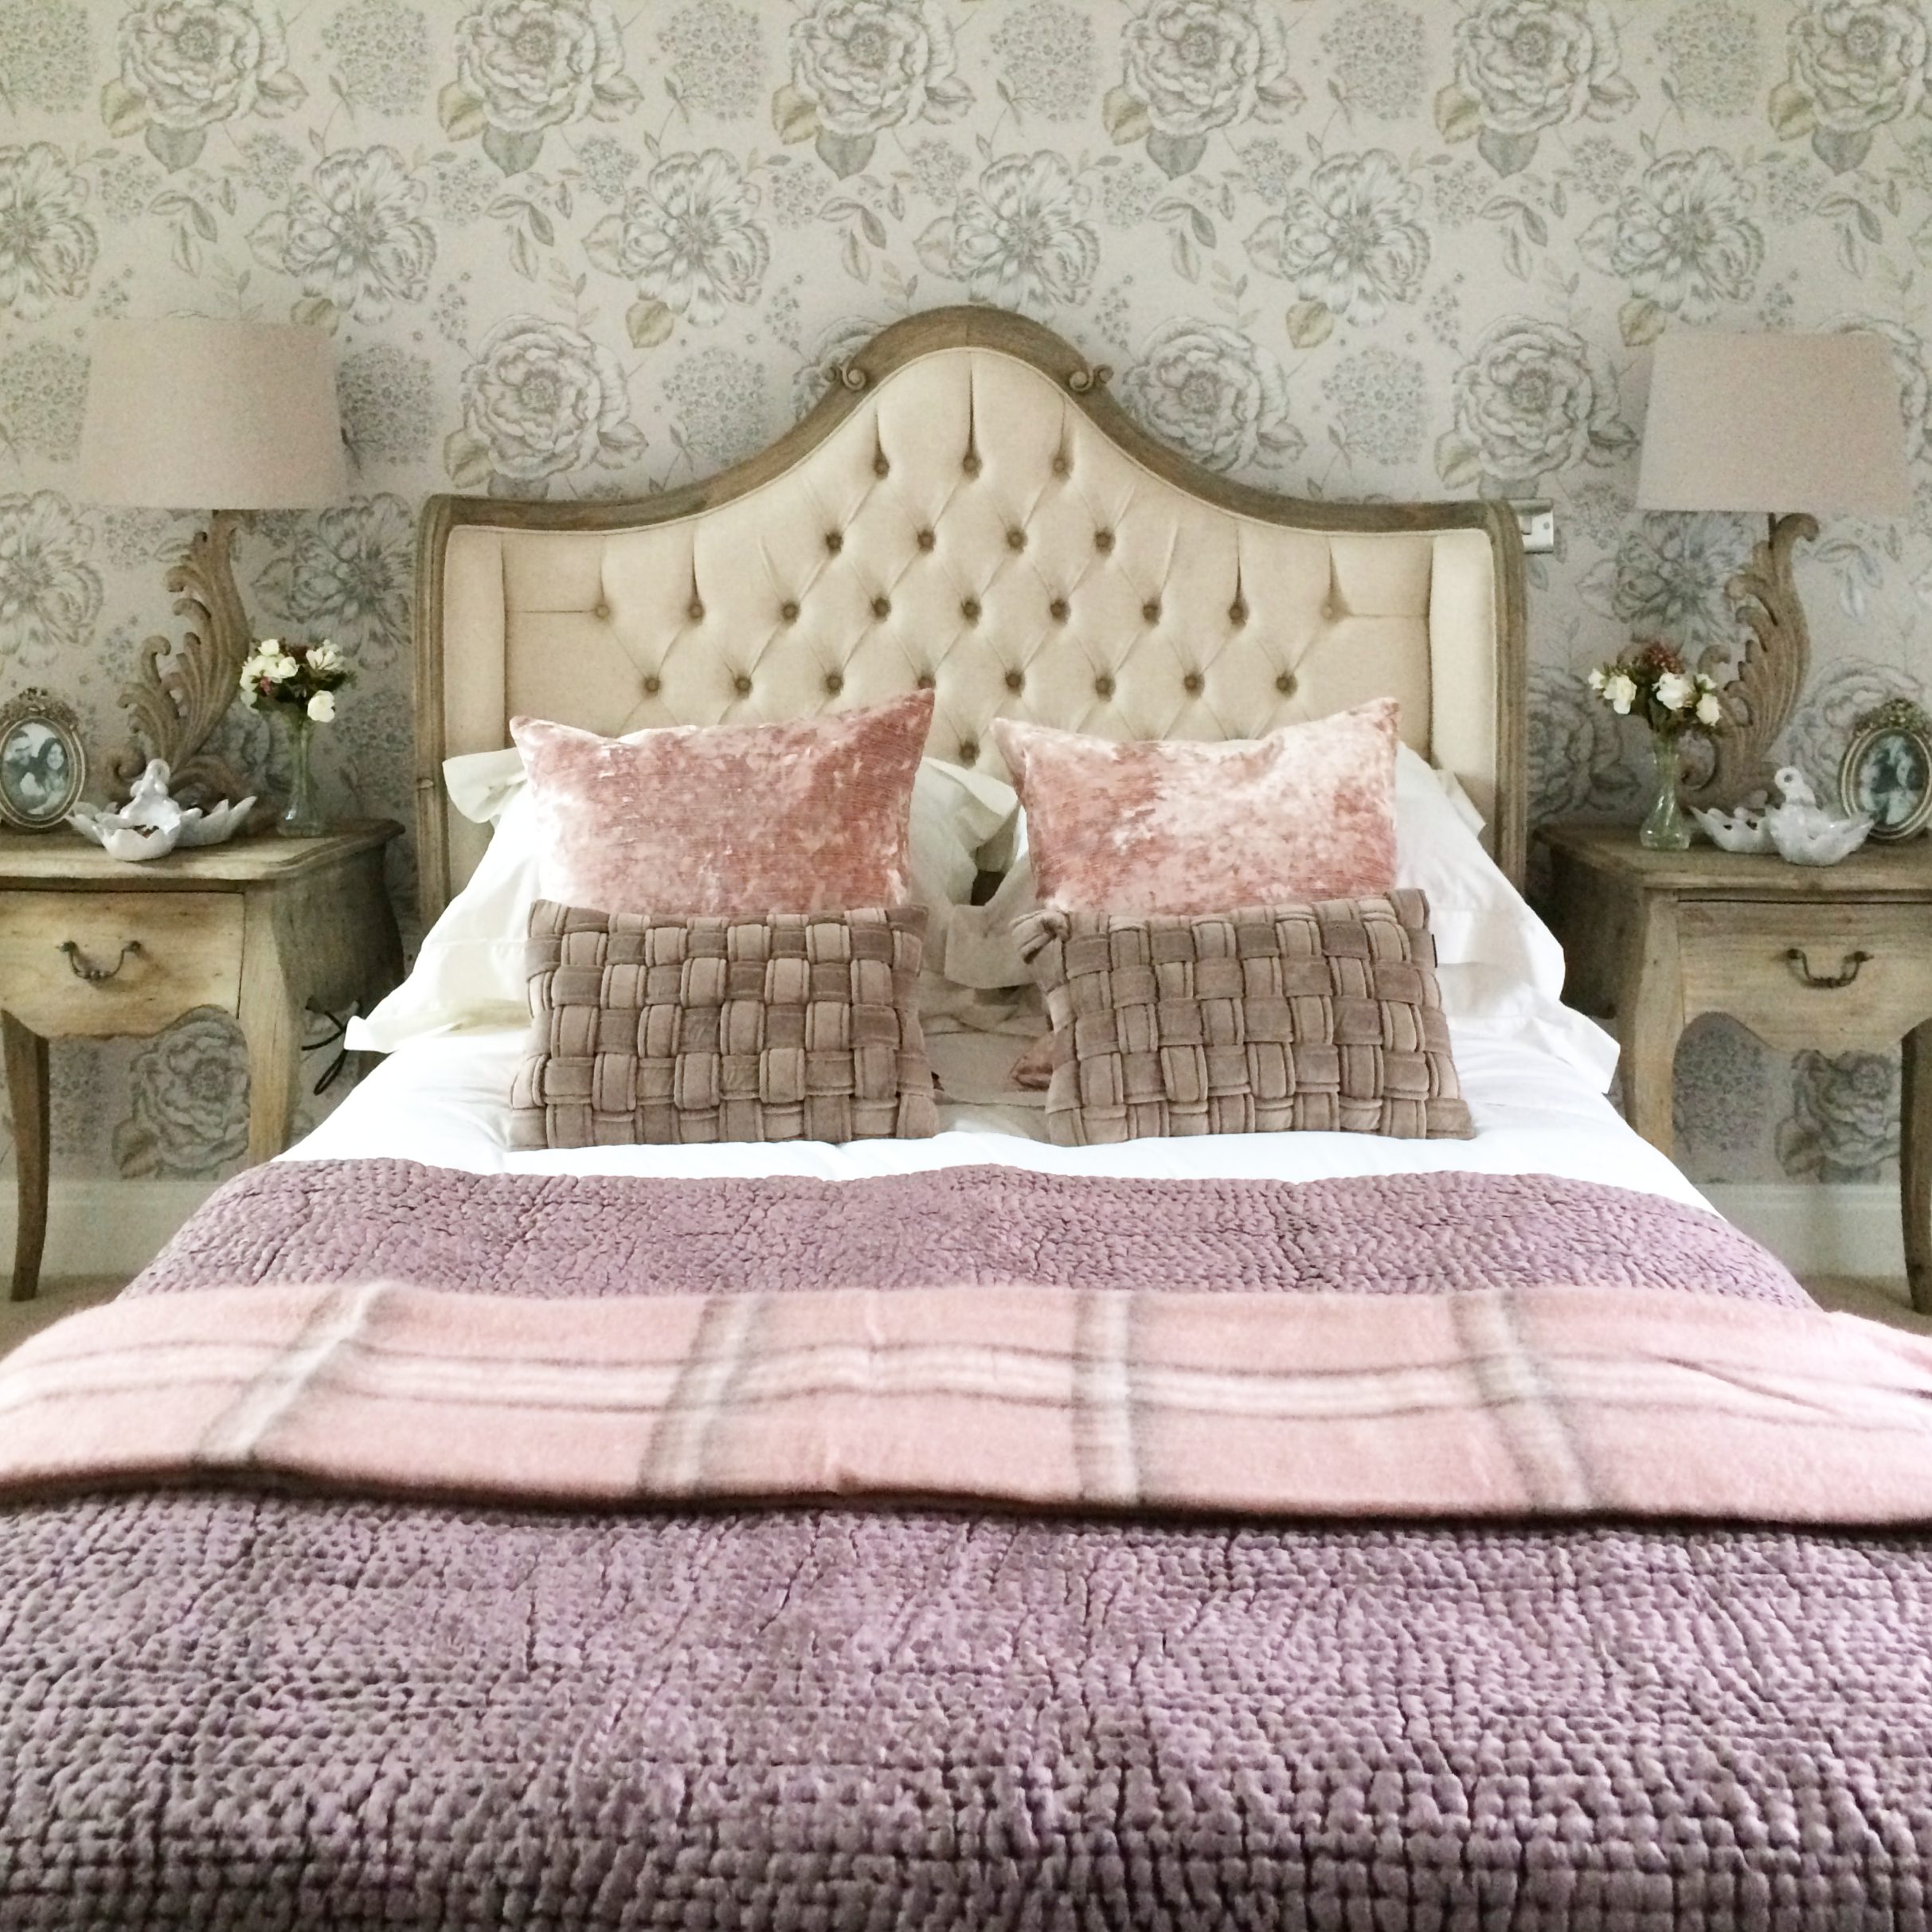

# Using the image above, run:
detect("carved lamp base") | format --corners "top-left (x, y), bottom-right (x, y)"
top-left (113, 509), bottom-right (256, 808)
top-left (1682, 510), bottom-right (1818, 811)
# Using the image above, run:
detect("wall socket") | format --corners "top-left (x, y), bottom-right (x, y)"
top-left (1514, 500), bottom-right (1555, 554)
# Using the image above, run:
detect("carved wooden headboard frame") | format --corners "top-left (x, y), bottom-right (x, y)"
top-left (415, 307), bottom-right (1527, 925)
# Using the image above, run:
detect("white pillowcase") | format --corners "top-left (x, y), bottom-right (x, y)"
top-left (944, 745), bottom-right (1616, 1087)
top-left (348, 750), bottom-right (1016, 1053)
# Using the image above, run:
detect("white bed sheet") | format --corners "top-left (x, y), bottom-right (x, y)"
top-left (291, 1020), bottom-right (1710, 1214)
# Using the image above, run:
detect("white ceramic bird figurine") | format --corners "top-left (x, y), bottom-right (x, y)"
top-left (1763, 765), bottom-right (1871, 866)
top-left (68, 760), bottom-right (255, 862)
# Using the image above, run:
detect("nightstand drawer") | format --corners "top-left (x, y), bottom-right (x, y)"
top-left (1679, 901), bottom-right (1932, 1052)
top-left (0, 892), bottom-right (242, 1037)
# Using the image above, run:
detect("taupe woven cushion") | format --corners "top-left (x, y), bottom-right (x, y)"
top-left (509, 901), bottom-right (938, 1148)
top-left (1014, 891), bottom-right (1474, 1145)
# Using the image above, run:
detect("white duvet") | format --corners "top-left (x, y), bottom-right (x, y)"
top-left (291, 1018), bottom-right (1708, 1214)
top-left (315, 734), bottom-right (1704, 1214)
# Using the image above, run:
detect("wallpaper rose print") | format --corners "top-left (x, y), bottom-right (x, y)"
top-left (4, 0), bottom-right (1932, 1200)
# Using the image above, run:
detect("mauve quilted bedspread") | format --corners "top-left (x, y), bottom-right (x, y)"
top-left (3, 1159), bottom-right (1931, 1930)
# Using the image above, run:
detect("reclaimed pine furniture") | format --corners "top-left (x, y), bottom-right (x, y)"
top-left (1539, 823), bottom-right (1932, 1312)
top-left (0, 823), bottom-right (402, 1300)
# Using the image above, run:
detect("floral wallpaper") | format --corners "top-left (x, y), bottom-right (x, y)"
top-left (5, 0), bottom-right (1932, 1203)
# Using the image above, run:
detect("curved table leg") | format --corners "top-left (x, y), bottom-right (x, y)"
top-left (2, 1011), bottom-right (49, 1303)
top-left (1904, 1019), bottom-right (1932, 1313)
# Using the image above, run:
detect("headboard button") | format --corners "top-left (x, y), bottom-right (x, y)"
top-left (1052, 454), bottom-right (1070, 477)
top-left (962, 452), bottom-right (981, 477)
top-left (958, 739), bottom-right (979, 764)
top-left (916, 672), bottom-right (936, 690)
top-left (687, 599), bottom-right (705, 621)
top-left (873, 454), bottom-right (890, 477)
top-left (780, 600), bottom-right (800, 622)
top-left (593, 600), bottom-right (610, 620)
top-left (917, 529), bottom-right (935, 550)
top-left (960, 596), bottom-right (980, 622)
top-left (642, 674), bottom-right (662, 696)
top-left (1006, 528), bottom-right (1026, 551)
top-left (1094, 675), bottom-right (1115, 700)
top-left (1094, 530), bottom-right (1114, 553)
top-left (1183, 672), bottom-right (1203, 696)
top-left (871, 596), bottom-right (891, 619)
top-left (1004, 670), bottom-right (1024, 693)
top-left (825, 531), bottom-right (843, 553)
top-left (824, 671), bottom-right (844, 695)
top-left (1141, 600), bottom-right (1160, 624)
top-left (1229, 600), bottom-right (1248, 626)
top-left (733, 674), bottom-right (753, 696)
top-left (1276, 671), bottom-right (1296, 696)
top-left (1049, 597), bottom-right (1069, 622)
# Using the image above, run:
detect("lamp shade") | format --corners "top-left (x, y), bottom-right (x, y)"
top-left (1637, 330), bottom-right (1910, 516)
top-left (74, 319), bottom-right (347, 510)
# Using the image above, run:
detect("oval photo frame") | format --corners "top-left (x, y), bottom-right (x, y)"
top-left (0, 690), bottom-right (86, 832)
top-left (1840, 700), bottom-right (1932, 843)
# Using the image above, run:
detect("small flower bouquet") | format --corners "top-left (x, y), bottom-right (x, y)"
top-left (1586, 639), bottom-right (1723, 737)
top-left (1586, 640), bottom-right (1724, 852)
top-left (237, 638), bottom-right (350, 837)
top-left (237, 637), bottom-right (350, 723)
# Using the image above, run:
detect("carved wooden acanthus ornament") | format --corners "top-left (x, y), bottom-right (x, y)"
top-left (113, 510), bottom-right (256, 806)
top-left (1683, 511), bottom-right (1819, 810)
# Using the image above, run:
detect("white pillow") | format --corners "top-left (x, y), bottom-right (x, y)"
top-left (943, 745), bottom-right (1617, 1086)
top-left (348, 750), bottom-right (1016, 1053)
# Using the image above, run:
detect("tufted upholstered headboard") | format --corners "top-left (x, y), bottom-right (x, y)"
top-left (415, 307), bottom-right (1527, 924)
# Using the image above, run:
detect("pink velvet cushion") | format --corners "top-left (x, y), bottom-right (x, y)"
top-left (511, 690), bottom-right (933, 917)
top-left (991, 700), bottom-right (1399, 913)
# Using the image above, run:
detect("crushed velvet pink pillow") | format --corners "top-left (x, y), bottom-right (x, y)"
top-left (992, 700), bottom-right (1398, 913)
top-left (512, 690), bottom-right (933, 917)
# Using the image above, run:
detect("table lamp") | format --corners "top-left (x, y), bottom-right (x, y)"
top-left (1636, 329), bottom-right (1910, 808)
top-left (73, 319), bottom-right (348, 804)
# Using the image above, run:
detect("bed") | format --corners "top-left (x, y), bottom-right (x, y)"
top-left (4, 308), bottom-right (1932, 1929)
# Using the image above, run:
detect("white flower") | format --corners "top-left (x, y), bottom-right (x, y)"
top-left (1246, 148), bottom-right (1429, 322)
top-left (266, 651), bottom-right (299, 681)
top-left (307, 690), bottom-right (336, 723)
top-left (307, 639), bottom-right (342, 674)
top-left (0, 143), bottom-right (99, 321)
top-left (944, 151), bottom-right (1099, 309)
top-left (583, 150), bottom-right (770, 324)
top-left (1656, 669), bottom-right (1696, 711)
top-left (1118, 319), bottom-right (1297, 472)
top-left (1604, 671), bottom-right (1637, 713)
top-left (1696, 690), bottom-right (1724, 726)
top-left (249, 145), bottom-right (436, 324)
top-left (0, 489), bottom-right (102, 672)
top-left (1586, 666), bottom-right (1607, 692)
top-left (1578, 148), bottom-right (1762, 322)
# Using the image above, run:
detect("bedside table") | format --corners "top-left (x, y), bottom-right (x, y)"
top-left (0, 823), bottom-right (404, 1300)
top-left (1538, 824), bottom-right (1932, 1312)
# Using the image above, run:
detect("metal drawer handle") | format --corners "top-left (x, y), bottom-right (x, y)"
top-left (59, 939), bottom-right (143, 984)
top-left (1785, 946), bottom-right (1871, 990)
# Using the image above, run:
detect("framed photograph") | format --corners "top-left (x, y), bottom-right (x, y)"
top-left (1840, 699), bottom-right (1932, 842)
top-left (0, 690), bottom-right (86, 831)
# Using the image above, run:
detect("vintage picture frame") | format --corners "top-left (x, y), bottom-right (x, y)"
top-left (0, 689), bottom-right (86, 832)
top-left (1840, 698), bottom-right (1932, 843)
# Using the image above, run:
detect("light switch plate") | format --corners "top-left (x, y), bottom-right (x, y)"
top-left (1515, 500), bottom-right (1555, 553)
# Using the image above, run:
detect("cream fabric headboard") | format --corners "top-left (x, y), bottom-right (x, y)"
top-left (416, 308), bottom-right (1526, 922)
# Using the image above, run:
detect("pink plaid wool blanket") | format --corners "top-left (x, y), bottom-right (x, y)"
top-left (5, 1275), bottom-right (1932, 1520)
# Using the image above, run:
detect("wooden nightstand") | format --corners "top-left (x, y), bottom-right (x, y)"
top-left (0, 823), bottom-right (403, 1300)
top-left (1539, 824), bottom-right (1932, 1312)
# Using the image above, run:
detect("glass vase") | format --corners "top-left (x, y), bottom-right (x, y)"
top-left (1638, 726), bottom-right (1690, 852)
top-left (277, 710), bottom-right (325, 838)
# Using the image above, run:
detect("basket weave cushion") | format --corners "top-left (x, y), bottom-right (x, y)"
top-left (510, 902), bottom-right (938, 1148)
top-left (1015, 891), bottom-right (1473, 1145)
